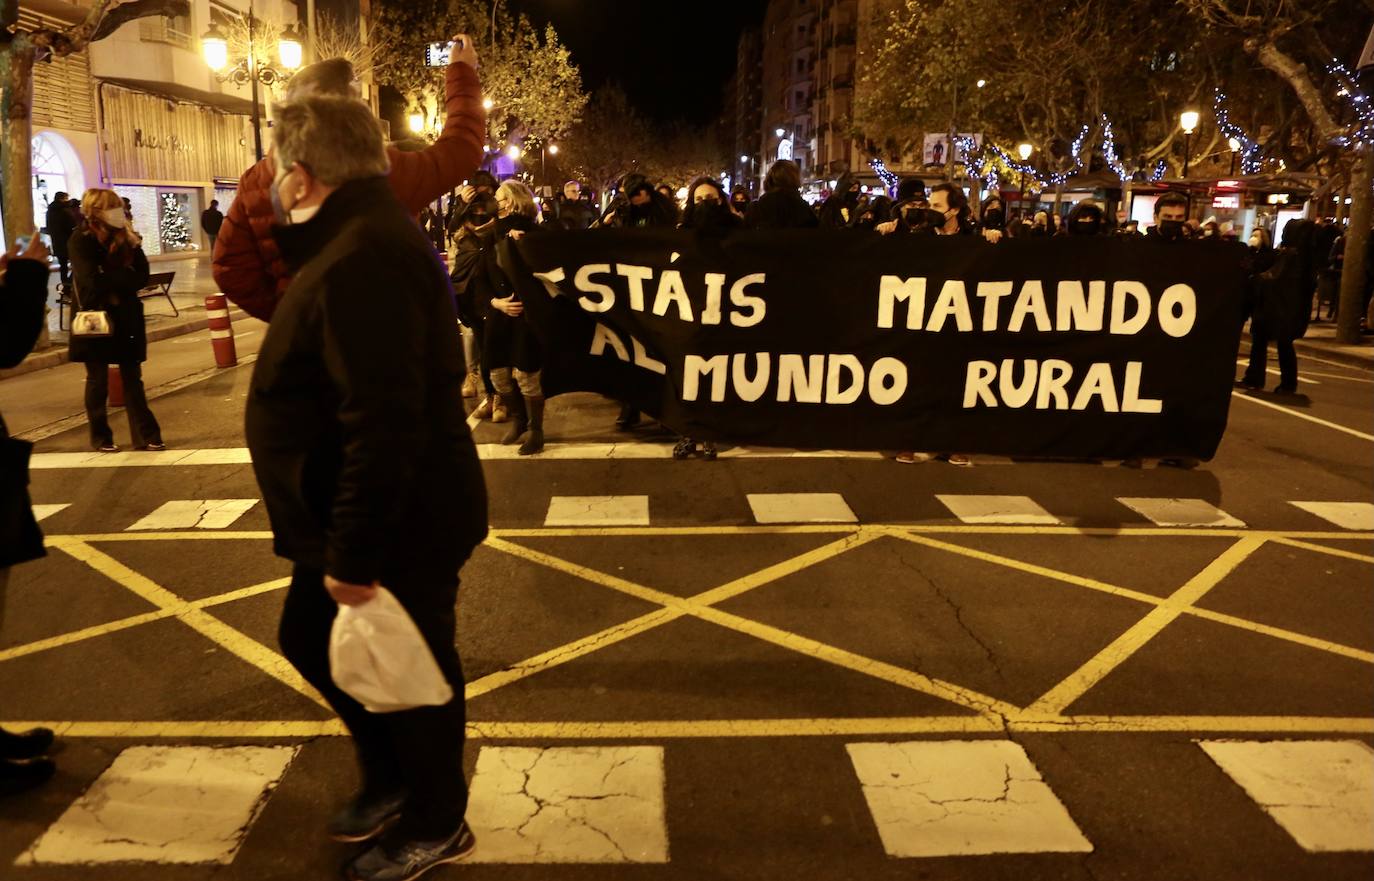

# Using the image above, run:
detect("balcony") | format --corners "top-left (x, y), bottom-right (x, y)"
top-left (139, 17), bottom-right (192, 51)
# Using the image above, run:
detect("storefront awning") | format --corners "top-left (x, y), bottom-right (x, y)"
top-left (97, 77), bottom-right (255, 116)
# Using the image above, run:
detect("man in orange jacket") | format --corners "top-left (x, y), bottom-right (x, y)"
top-left (213, 34), bottom-right (486, 322)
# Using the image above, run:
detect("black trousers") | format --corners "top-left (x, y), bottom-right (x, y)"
top-left (1244, 326), bottom-right (1297, 390)
top-left (55, 253), bottom-right (70, 287)
top-left (84, 362), bottom-right (161, 448)
top-left (279, 564), bottom-right (469, 840)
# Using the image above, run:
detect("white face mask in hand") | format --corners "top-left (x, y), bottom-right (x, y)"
top-left (101, 208), bottom-right (129, 229)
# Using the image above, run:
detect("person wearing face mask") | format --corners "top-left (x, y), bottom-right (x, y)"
top-left (67, 189), bottom-right (163, 453)
top-left (1238, 221), bottom-right (1308, 395)
top-left (1147, 192), bottom-right (1190, 241)
top-left (1247, 227), bottom-right (1276, 274)
top-left (247, 95), bottom-right (488, 880)
top-left (729, 187), bottom-right (752, 216)
top-left (1065, 200), bottom-right (1106, 237)
top-left (979, 196), bottom-right (1006, 236)
top-left (818, 172), bottom-right (862, 228)
top-left (598, 173), bottom-right (680, 231)
top-left (681, 177), bottom-right (742, 233)
top-left (450, 193), bottom-right (507, 424)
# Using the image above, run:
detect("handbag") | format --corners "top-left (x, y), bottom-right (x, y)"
top-left (70, 268), bottom-right (112, 338)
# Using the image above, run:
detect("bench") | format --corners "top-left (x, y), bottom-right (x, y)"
top-left (137, 271), bottom-right (178, 317)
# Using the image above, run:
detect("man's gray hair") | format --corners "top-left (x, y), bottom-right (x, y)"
top-left (285, 58), bottom-right (360, 100)
top-left (272, 96), bottom-right (390, 186)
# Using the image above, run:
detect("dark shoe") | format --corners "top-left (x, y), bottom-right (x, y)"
top-left (518, 396), bottom-right (545, 456)
top-left (1160, 457), bottom-right (1200, 470)
top-left (142, 442), bottom-right (167, 452)
top-left (345, 821), bottom-right (476, 881)
top-left (94, 441), bottom-right (119, 453)
top-left (701, 441), bottom-right (717, 461)
top-left (672, 437), bottom-right (694, 459)
top-left (1272, 384), bottom-right (1298, 395)
top-left (615, 403), bottom-right (640, 430)
top-left (501, 394), bottom-right (528, 444)
top-left (1119, 458), bottom-right (1144, 469)
top-left (1233, 378), bottom-right (1262, 391)
top-left (328, 790), bottom-right (407, 844)
top-left (0, 757), bottom-right (56, 798)
top-left (0, 726), bottom-right (54, 761)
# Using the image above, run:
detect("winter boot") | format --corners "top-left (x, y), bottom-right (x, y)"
top-left (472, 395), bottom-right (494, 420)
top-left (518, 396), bottom-right (545, 456)
top-left (491, 394), bottom-right (510, 423)
top-left (502, 394), bottom-right (528, 444)
top-left (460, 370), bottom-right (480, 398)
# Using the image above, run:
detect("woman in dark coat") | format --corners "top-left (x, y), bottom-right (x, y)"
top-left (1, 234), bottom-right (61, 793)
top-left (68, 188), bottom-right (162, 452)
top-left (1239, 222), bottom-right (1307, 393)
top-left (484, 181), bottom-right (546, 455)
top-left (745, 160), bottom-right (819, 230)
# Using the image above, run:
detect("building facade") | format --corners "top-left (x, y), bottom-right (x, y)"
top-left (14, 0), bottom-right (302, 257)
top-left (757, 0), bottom-right (816, 193)
top-left (732, 28), bottom-right (763, 196)
top-left (812, 0), bottom-right (859, 187)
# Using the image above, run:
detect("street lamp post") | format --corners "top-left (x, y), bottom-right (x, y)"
top-left (1180, 110), bottom-right (1199, 179)
top-left (201, 4), bottom-right (302, 162)
top-left (741, 154), bottom-right (755, 193)
top-left (1017, 142), bottom-right (1033, 218)
top-left (542, 142), bottom-right (558, 189)
top-left (1227, 137), bottom-right (1241, 176)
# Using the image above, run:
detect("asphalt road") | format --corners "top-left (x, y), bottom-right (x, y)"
top-left (0, 341), bottom-right (1370, 881)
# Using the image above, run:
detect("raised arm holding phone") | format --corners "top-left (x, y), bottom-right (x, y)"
top-left (213, 35), bottom-right (486, 322)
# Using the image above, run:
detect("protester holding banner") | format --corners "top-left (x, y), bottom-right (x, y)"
top-left (744, 160), bottom-right (818, 230)
top-left (818, 173), bottom-right (862, 228)
top-left (681, 178), bottom-right (743, 232)
top-left (1238, 221), bottom-right (1308, 394)
top-left (450, 193), bottom-right (506, 423)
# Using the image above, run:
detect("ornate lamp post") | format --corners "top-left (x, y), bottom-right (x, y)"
top-left (1017, 142), bottom-right (1033, 215)
top-left (1179, 110), bottom-right (1200, 178)
top-left (201, 7), bottom-right (303, 162)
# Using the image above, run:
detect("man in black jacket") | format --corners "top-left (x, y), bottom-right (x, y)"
top-left (0, 234), bottom-right (61, 796)
top-left (44, 192), bottom-right (78, 286)
top-left (543, 179), bottom-right (593, 230)
top-left (246, 95), bottom-right (488, 881)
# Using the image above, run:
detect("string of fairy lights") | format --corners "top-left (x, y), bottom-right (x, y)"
top-left (873, 62), bottom-right (1364, 196)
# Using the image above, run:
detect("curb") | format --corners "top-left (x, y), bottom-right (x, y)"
top-left (1291, 339), bottom-right (1374, 370)
top-left (0, 309), bottom-right (250, 381)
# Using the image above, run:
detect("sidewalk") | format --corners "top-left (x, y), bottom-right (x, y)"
top-left (1285, 321), bottom-right (1374, 369)
top-left (0, 256), bottom-right (241, 380)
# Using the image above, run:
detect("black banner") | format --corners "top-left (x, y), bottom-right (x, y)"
top-left (505, 231), bottom-right (1248, 459)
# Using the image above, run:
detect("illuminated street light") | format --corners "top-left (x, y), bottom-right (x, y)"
top-left (200, 22), bottom-right (228, 71)
top-left (1017, 143), bottom-right (1033, 161)
top-left (483, 98), bottom-right (495, 110)
top-left (507, 144), bottom-right (522, 159)
top-left (278, 24), bottom-right (303, 70)
top-left (1180, 110), bottom-right (1200, 177)
top-left (408, 113), bottom-right (425, 134)
top-left (776, 127), bottom-right (786, 137)
top-left (976, 79), bottom-right (986, 88)
top-left (548, 144), bottom-right (559, 155)
top-left (1227, 137), bottom-right (1241, 152)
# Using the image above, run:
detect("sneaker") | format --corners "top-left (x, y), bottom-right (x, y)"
top-left (1160, 457), bottom-right (1200, 470)
top-left (328, 790), bottom-right (406, 844)
top-left (142, 442), bottom-right (166, 452)
top-left (0, 757), bottom-right (56, 798)
top-left (345, 821), bottom-right (476, 881)
top-left (471, 396), bottom-right (493, 420)
top-left (894, 451), bottom-right (933, 464)
top-left (95, 442), bottom-right (119, 453)
top-left (0, 726), bottom-right (54, 762)
top-left (460, 372), bottom-right (479, 399)
top-left (1233, 378), bottom-right (1262, 391)
top-left (944, 454), bottom-right (973, 467)
top-left (1272, 384), bottom-right (1298, 395)
top-left (491, 395), bottom-right (509, 423)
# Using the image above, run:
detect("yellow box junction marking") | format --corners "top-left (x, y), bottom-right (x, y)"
top-left (5, 524), bottom-right (1370, 740)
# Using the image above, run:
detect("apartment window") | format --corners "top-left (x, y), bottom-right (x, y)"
top-left (796, 58), bottom-right (805, 74)
top-left (139, 12), bottom-right (193, 49)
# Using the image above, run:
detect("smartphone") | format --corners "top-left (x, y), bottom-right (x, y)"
top-left (425, 40), bottom-right (454, 67)
top-left (14, 235), bottom-right (32, 251)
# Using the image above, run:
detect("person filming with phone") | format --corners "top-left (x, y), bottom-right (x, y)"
top-left (214, 34), bottom-right (486, 322)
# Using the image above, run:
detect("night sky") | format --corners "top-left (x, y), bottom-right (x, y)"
top-left (512, 0), bottom-right (769, 125)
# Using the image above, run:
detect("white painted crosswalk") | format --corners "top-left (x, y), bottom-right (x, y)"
top-left (16, 739), bottom-right (1368, 869)
top-left (1200, 740), bottom-right (1374, 853)
top-left (17, 746), bottom-right (298, 866)
top-left (22, 493), bottom-right (1374, 532)
top-left (126, 499), bottom-right (260, 531)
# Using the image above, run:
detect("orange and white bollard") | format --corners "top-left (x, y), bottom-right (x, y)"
top-left (107, 366), bottom-right (125, 407)
top-left (205, 294), bottom-right (237, 368)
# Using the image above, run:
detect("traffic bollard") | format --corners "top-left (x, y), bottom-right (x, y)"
top-left (107, 365), bottom-right (125, 407)
top-left (205, 294), bottom-right (238, 368)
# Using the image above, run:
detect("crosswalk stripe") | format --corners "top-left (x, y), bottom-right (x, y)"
top-left (1200, 740), bottom-right (1374, 852)
top-left (1117, 497), bottom-right (1246, 528)
top-left (937, 494), bottom-right (1063, 525)
top-left (16, 745), bottom-right (298, 866)
top-left (466, 746), bottom-right (669, 863)
top-left (847, 740), bottom-right (1093, 856)
top-left (31, 504), bottom-right (71, 522)
top-left (747, 492), bottom-right (858, 523)
top-left (1289, 501), bottom-right (1374, 531)
top-left (545, 495), bottom-right (650, 527)
top-left (126, 500), bottom-right (259, 531)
